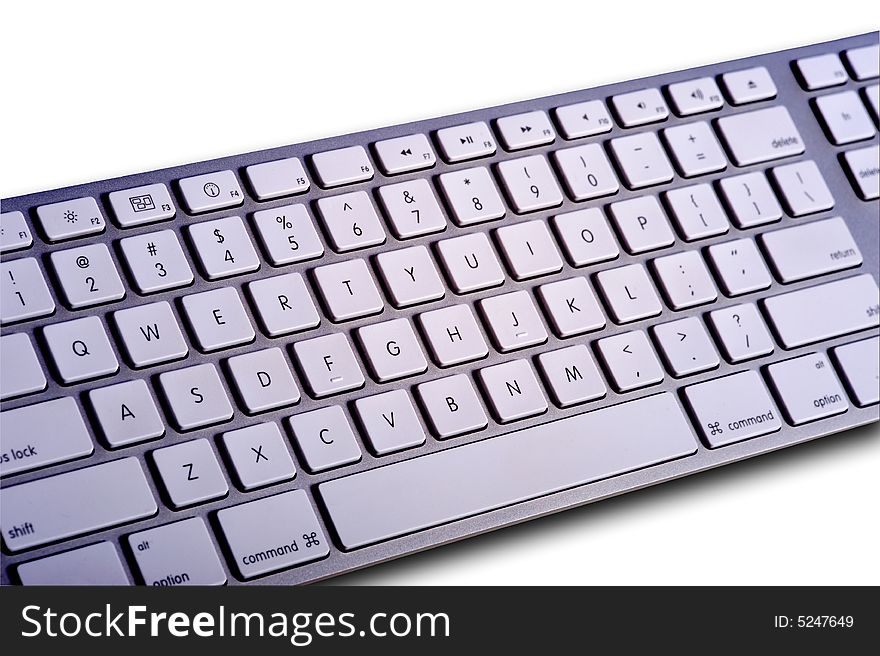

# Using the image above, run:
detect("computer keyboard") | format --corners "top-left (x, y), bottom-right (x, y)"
top-left (1, 32), bottom-right (878, 585)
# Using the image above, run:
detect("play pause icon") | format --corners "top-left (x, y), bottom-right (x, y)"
top-left (460, 135), bottom-right (474, 145)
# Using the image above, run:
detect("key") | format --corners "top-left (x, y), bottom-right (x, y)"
top-left (374, 133), bottom-right (436, 174)
top-left (763, 274), bottom-right (880, 348)
top-left (319, 392), bottom-right (696, 549)
top-left (49, 243), bottom-right (125, 309)
top-left (0, 457), bottom-right (156, 552)
top-left (1, 257), bottom-right (55, 324)
top-left (435, 232), bottom-right (505, 293)
top-left (0, 397), bottom-right (92, 477)
top-left (769, 160), bottom-right (834, 216)
top-left (832, 337), bottom-right (879, 407)
top-left (864, 84), bottom-right (880, 122)
top-left (595, 263), bottom-right (663, 323)
top-left (796, 53), bottom-right (848, 90)
top-left (664, 183), bottom-right (730, 241)
top-left (178, 170), bottom-right (244, 213)
top-left (651, 250), bottom-right (717, 310)
top-left (766, 353), bottom-right (848, 425)
top-left (552, 208), bottom-right (620, 266)
top-left (36, 196), bottom-right (106, 242)
top-left (182, 286), bottom-right (255, 352)
top-left (227, 347), bottom-right (301, 413)
top-left (536, 344), bottom-right (606, 407)
top-left (478, 359), bottom-right (547, 423)
top-left (315, 190), bottom-right (386, 252)
top-left (375, 245), bottom-right (446, 308)
top-left (708, 302), bottom-right (774, 362)
top-left (43, 315), bottom-right (119, 384)
top-left (252, 203), bottom-right (324, 265)
top-left (17, 542), bottom-right (129, 585)
top-left (494, 219), bottom-right (563, 280)
top-left (596, 330), bottom-right (664, 392)
top-left (113, 300), bottom-right (188, 367)
top-left (722, 66), bottom-right (777, 104)
top-left (418, 304), bottom-right (489, 367)
top-left (552, 143), bottom-right (620, 200)
top-left (291, 332), bottom-right (364, 397)
top-left (437, 166), bottom-right (506, 226)
top-left (0, 210), bottom-right (33, 252)
top-left (287, 405), bottom-right (362, 473)
top-left (536, 276), bottom-right (605, 337)
top-left (662, 121), bottom-right (727, 177)
top-left (667, 77), bottom-right (724, 116)
top-left (118, 229), bottom-right (194, 294)
top-left (436, 121), bottom-right (496, 162)
top-left (128, 518), bottom-right (226, 586)
top-left (684, 370), bottom-right (782, 448)
top-left (815, 90), bottom-right (876, 145)
top-left (217, 490), bottom-right (329, 579)
top-left (706, 238), bottom-right (772, 296)
top-left (311, 145), bottom-right (373, 188)
top-left (108, 183), bottom-right (176, 227)
top-left (353, 390), bottom-right (426, 455)
top-left (221, 422), bottom-right (296, 490)
top-left (188, 215), bottom-right (260, 279)
top-left (496, 110), bottom-right (556, 150)
top-left (153, 438), bottom-right (228, 508)
top-left (717, 171), bottom-right (783, 228)
top-left (247, 272), bottom-right (320, 336)
top-left (611, 88), bottom-right (669, 126)
top-left (157, 363), bottom-right (234, 430)
top-left (609, 132), bottom-right (674, 189)
top-left (496, 154), bottom-right (563, 213)
top-left (244, 156), bottom-right (309, 200)
top-left (843, 145), bottom-right (880, 200)
top-left (716, 106), bottom-right (804, 166)
top-left (479, 290), bottom-right (548, 353)
top-left (0, 333), bottom-right (46, 400)
top-left (609, 195), bottom-right (675, 254)
top-left (88, 379), bottom-right (165, 448)
top-left (312, 258), bottom-right (384, 321)
top-left (760, 216), bottom-right (862, 283)
top-left (415, 374), bottom-right (488, 438)
top-left (356, 318), bottom-right (427, 382)
top-left (554, 100), bottom-right (613, 139)
top-left (845, 44), bottom-right (880, 80)
top-left (652, 316), bottom-right (720, 377)
top-left (377, 178), bottom-right (447, 239)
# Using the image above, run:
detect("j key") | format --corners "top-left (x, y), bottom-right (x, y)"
top-left (0, 210), bottom-right (33, 252)
top-left (708, 302), bottom-right (774, 362)
top-left (188, 215), bottom-right (260, 279)
top-left (766, 353), bottom-right (848, 425)
top-left (435, 121), bottom-right (496, 163)
top-left (716, 106), bottom-right (804, 166)
top-left (843, 146), bottom-right (880, 201)
top-left (49, 243), bottom-right (126, 309)
top-left (221, 422), bottom-right (297, 490)
top-left (553, 100), bottom-right (613, 139)
top-left (815, 90), bottom-right (876, 145)
top-left (108, 183), bottom-right (175, 227)
top-left (373, 133), bottom-right (437, 174)
top-left (664, 183), bottom-right (730, 241)
top-left (667, 77), bottom-right (724, 116)
top-left (311, 145), bottom-right (373, 188)
top-left (152, 438), bottom-right (228, 508)
top-left (251, 203), bottom-right (324, 266)
top-left (477, 359), bottom-right (547, 423)
top-left (769, 160), bottom-right (834, 216)
top-left (721, 66), bottom-right (777, 104)
top-left (0, 333), bottom-right (46, 400)
top-left (244, 157), bottom-right (310, 200)
top-left (760, 217), bottom-right (861, 283)
top-left (1, 258), bottom-right (56, 324)
top-left (291, 332), bottom-right (365, 398)
top-left (118, 229), bottom-right (194, 294)
top-left (662, 121), bottom-right (727, 177)
top-left (832, 338), bottom-right (880, 407)
top-left (795, 53), bottom-right (848, 90)
top-left (178, 170), bottom-right (244, 213)
top-left (496, 154), bottom-right (563, 213)
top-left (36, 196), bottom-right (106, 242)
top-left (552, 208), bottom-right (620, 267)
top-left (478, 290), bottom-right (548, 352)
top-left (157, 363), bottom-right (234, 430)
top-left (287, 405), bottom-right (362, 473)
top-left (552, 143), bottom-right (620, 201)
top-left (17, 543), bottom-right (129, 585)
top-left (377, 179), bottom-right (447, 239)
top-left (315, 190), bottom-right (386, 252)
top-left (437, 166), bottom-right (506, 226)
top-left (496, 110), bottom-right (556, 150)
top-left (43, 315), bottom-right (119, 384)
top-left (706, 238), bottom-right (772, 296)
top-left (353, 390), bottom-right (427, 455)
top-left (128, 518), bottom-right (226, 586)
top-left (608, 132), bottom-right (674, 189)
top-left (611, 88), bottom-right (669, 127)
top-left (844, 44), bottom-right (880, 80)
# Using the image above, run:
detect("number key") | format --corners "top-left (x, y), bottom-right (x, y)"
top-left (49, 243), bottom-right (125, 309)
top-left (119, 229), bottom-right (194, 294)
top-left (437, 166), bottom-right (505, 226)
top-left (188, 216), bottom-right (260, 280)
top-left (377, 179), bottom-right (447, 238)
top-left (496, 154), bottom-right (563, 213)
top-left (1, 258), bottom-right (56, 324)
top-left (251, 203), bottom-right (324, 266)
top-left (315, 191), bottom-right (386, 252)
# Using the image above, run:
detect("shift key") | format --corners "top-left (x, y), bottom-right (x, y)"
top-left (716, 106), bottom-right (805, 166)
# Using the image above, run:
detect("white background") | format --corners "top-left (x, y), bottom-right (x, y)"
top-left (2, 1), bottom-right (877, 585)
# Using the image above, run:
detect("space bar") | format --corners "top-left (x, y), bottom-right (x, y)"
top-left (318, 392), bottom-right (698, 549)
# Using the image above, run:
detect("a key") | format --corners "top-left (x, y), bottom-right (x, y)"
top-left (0, 333), bottom-right (46, 400)
top-left (113, 300), bottom-right (188, 367)
top-left (49, 243), bottom-right (125, 309)
top-left (795, 53), bottom-right (848, 90)
top-left (128, 518), bottom-right (227, 586)
top-left (651, 250), bottom-right (717, 310)
top-left (0, 397), bottom-right (92, 477)
top-left (832, 338), bottom-right (880, 407)
top-left (717, 171), bottom-right (783, 228)
top-left (435, 121), bottom-right (496, 162)
top-left (477, 359), bottom-right (547, 423)
top-left (36, 196), bottom-right (106, 242)
top-left (662, 121), bottom-right (727, 177)
top-left (842, 145), bottom-right (880, 200)
top-left (377, 178), bottom-right (447, 239)
top-left (291, 332), bottom-right (365, 397)
top-left (478, 290), bottom-right (548, 353)
top-left (375, 245), bottom-right (446, 308)
top-left (495, 110), bottom-right (556, 150)
top-left (221, 422), bottom-right (297, 490)
top-left (536, 276), bottom-right (605, 337)
top-left (496, 154), bottom-right (563, 213)
top-left (666, 77), bottom-right (724, 116)
top-left (611, 88), bottom-right (669, 126)
top-left (651, 316), bottom-right (720, 377)
top-left (0, 457), bottom-right (156, 552)
top-left (552, 143), bottom-right (620, 200)
top-left (178, 170), bottom-right (244, 213)
top-left (108, 183), bottom-right (176, 228)
top-left (536, 344), bottom-right (607, 407)
top-left (552, 208), bottom-right (620, 266)
top-left (246, 272), bottom-right (321, 336)
top-left (227, 347), bottom-right (301, 413)
top-left (315, 190), bottom-right (386, 252)
top-left (766, 353), bottom-right (848, 425)
top-left (609, 195), bottom-right (675, 254)
top-left (188, 215), bottom-right (260, 279)
top-left (437, 166), bottom-right (506, 226)
top-left (595, 263), bottom-right (663, 323)
top-left (418, 304), bottom-right (489, 367)
top-left (664, 183), bottom-right (730, 241)
top-left (553, 100), bottom-right (613, 139)
top-left (287, 405), bottom-right (362, 473)
top-left (707, 302), bottom-right (774, 362)
top-left (768, 160), bottom-right (834, 217)
top-left (760, 216), bottom-right (862, 283)
top-left (715, 106), bottom-right (804, 166)
top-left (310, 145), bottom-right (373, 188)
top-left (435, 232), bottom-right (505, 294)
top-left (356, 318), bottom-right (428, 382)
top-left (596, 330), bottom-right (665, 392)
top-left (244, 157), bottom-right (310, 200)
top-left (845, 44), bottom-right (880, 80)
top-left (722, 66), bottom-right (777, 104)
top-left (43, 315), bottom-right (119, 384)
top-left (609, 132), bottom-right (674, 189)
top-left (153, 438), bottom-right (228, 508)
top-left (181, 286), bottom-right (255, 352)
top-left (815, 90), bottom-right (876, 145)
top-left (684, 370), bottom-right (782, 448)
top-left (373, 133), bottom-right (437, 174)
top-left (251, 203), bottom-right (324, 265)
top-left (17, 543), bottom-right (129, 586)
top-left (415, 374), bottom-right (488, 439)
top-left (1, 258), bottom-right (55, 324)
top-left (494, 219), bottom-right (563, 280)
top-left (157, 363), bottom-right (234, 430)
top-left (312, 258), bottom-right (384, 321)
top-left (0, 210), bottom-right (33, 252)
top-left (353, 390), bottom-right (427, 455)
top-left (88, 379), bottom-right (165, 448)
top-left (706, 238), bottom-right (772, 296)
top-left (118, 229), bottom-right (194, 294)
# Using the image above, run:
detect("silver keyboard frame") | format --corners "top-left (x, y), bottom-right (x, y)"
top-left (1, 32), bottom-right (878, 585)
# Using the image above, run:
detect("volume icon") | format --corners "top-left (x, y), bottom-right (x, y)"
top-left (690, 87), bottom-right (704, 101)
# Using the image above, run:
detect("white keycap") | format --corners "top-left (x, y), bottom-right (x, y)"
top-left (178, 170), bottom-right (244, 213)
top-left (287, 405), bottom-right (362, 472)
top-left (595, 263), bottom-right (663, 323)
top-left (247, 272), bottom-right (320, 336)
top-left (707, 302), bottom-right (774, 362)
top-left (157, 363), bottom-right (234, 430)
top-left (36, 196), bottom-right (106, 241)
top-left (153, 438), bottom-right (228, 508)
top-left (552, 208), bottom-right (620, 266)
top-left (596, 330), bottom-right (664, 392)
top-left (113, 300), bottom-right (188, 367)
top-left (315, 190), bottom-right (386, 252)
top-left (244, 157), bottom-right (309, 200)
top-left (377, 178), bottom-right (447, 238)
top-left (415, 374), bottom-right (488, 438)
top-left (129, 517), bottom-right (226, 586)
top-left (477, 359), bottom-right (547, 423)
top-left (608, 132), bottom-right (674, 189)
top-left (664, 183), bottom-right (730, 241)
top-left (108, 183), bottom-right (176, 227)
top-left (494, 219), bottom-right (563, 280)
top-left (479, 289), bottom-right (548, 353)
top-left (312, 258), bottom-right (384, 321)
top-left (88, 379), bottom-right (165, 448)
top-left (815, 90), bottom-right (876, 145)
top-left (767, 353), bottom-right (848, 425)
top-left (662, 121), bottom-right (727, 177)
top-left (0, 210), bottom-right (33, 252)
top-left (373, 133), bottom-right (437, 174)
top-left (611, 88), bottom-right (669, 127)
top-left (722, 66), bottom-right (777, 104)
top-left (188, 215), bottom-right (260, 279)
top-left (354, 390), bottom-right (427, 455)
top-left (181, 287), bottom-right (255, 352)
top-left (554, 100), bottom-right (613, 139)
top-left (536, 345), bottom-right (606, 407)
top-left (845, 44), bottom-right (880, 80)
top-left (435, 231), bottom-right (505, 294)
top-left (437, 166), bottom-right (506, 226)
top-left (652, 316), bottom-right (720, 377)
top-left (291, 332), bottom-right (365, 397)
top-left (496, 154), bottom-right (564, 213)
top-left (796, 53), bottom-right (848, 90)
top-left (667, 77), bottom-right (724, 116)
top-left (496, 110), bottom-right (556, 150)
top-left (43, 315), bottom-right (119, 384)
top-left (552, 143), bottom-right (620, 200)
top-left (252, 203), bottom-right (324, 265)
top-left (18, 543), bottom-right (129, 586)
top-left (716, 106), bottom-right (804, 166)
top-left (417, 304), bottom-right (489, 367)
top-left (310, 145), bottom-right (373, 188)
top-left (864, 84), bottom-right (879, 122)
top-left (706, 238), bottom-right (772, 296)
top-left (1, 257), bottom-right (55, 324)
top-left (50, 243), bottom-right (125, 309)
top-left (0, 333), bottom-right (46, 399)
top-left (651, 250), bottom-right (717, 310)
top-left (761, 217), bottom-right (861, 283)
top-left (832, 337), bottom-right (879, 407)
top-left (536, 276), bottom-right (605, 337)
top-left (435, 121), bottom-right (496, 162)
top-left (118, 229), bottom-right (194, 294)
top-left (221, 422), bottom-right (296, 490)
top-left (717, 171), bottom-right (783, 228)
top-left (684, 370), bottom-right (781, 448)
top-left (356, 318), bottom-right (427, 382)
top-left (227, 347), bottom-right (300, 413)
top-left (769, 160), bottom-right (834, 216)
top-left (375, 245), bottom-right (446, 308)
top-left (608, 195), bottom-right (675, 254)
top-left (843, 145), bottom-right (880, 200)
